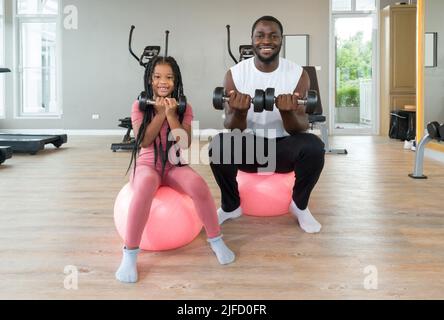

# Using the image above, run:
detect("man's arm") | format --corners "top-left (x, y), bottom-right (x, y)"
top-left (223, 70), bottom-right (251, 131)
top-left (277, 69), bottom-right (310, 134)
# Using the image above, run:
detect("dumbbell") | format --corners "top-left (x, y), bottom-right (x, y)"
top-left (213, 87), bottom-right (267, 112)
top-left (427, 121), bottom-right (441, 140)
top-left (138, 91), bottom-right (187, 115)
top-left (439, 124), bottom-right (444, 142)
top-left (263, 88), bottom-right (318, 113)
top-left (213, 87), bottom-right (318, 113)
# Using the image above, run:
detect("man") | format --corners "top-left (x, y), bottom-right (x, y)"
top-left (209, 16), bottom-right (325, 233)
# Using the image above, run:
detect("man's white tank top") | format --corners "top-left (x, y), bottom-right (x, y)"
top-left (230, 57), bottom-right (303, 138)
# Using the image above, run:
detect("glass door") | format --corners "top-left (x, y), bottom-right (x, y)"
top-left (331, 14), bottom-right (377, 134)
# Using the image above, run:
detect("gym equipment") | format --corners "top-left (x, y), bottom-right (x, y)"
top-left (239, 45), bottom-right (254, 61)
top-left (409, 121), bottom-right (444, 179)
top-left (226, 25), bottom-right (254, 64)
top-left (237, 171), bottom-right (294, 217)
top-left (0, 134), bottom-right (68, 155)
top-left (0, 146), bottom-right (12, 165)
top-left (439, 124), bottom-right (444, 140)
top-left (303, 66), bottom-right (347, 155)
top-left (263, 88), bottom-right (318, 114)
top-left (114, 183), bottom-right (203, 251)
top-left (111, 118), bottom-right (134, 152)
top-left (213, 86), bottom-right (318, 113)
top-left (128, 25), bottom-right (162, 68)
top-left (138, 91), bottom-right (187, 115)
top-left (111, 26), bottom-right (170, 152)
top-left (0, 68), bottom-right (68, 156)
top-left (427, 121), bottom-right (441, 140)
top-left (213, 87), bottom-right (264, 112)
top-left (0, 70), bottom-right (12, 164)
top-left (128, 25), bottom-right (170, 67)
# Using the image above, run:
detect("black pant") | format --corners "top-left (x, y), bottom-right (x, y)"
top-left (209, 132), bottom-right (325, 212)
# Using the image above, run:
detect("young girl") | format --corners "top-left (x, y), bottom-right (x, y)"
top-left (116, 56), bottom-right (235, 283)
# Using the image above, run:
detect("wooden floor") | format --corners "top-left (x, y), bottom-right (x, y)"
top-left (0, 135), bottom-right (443, 300)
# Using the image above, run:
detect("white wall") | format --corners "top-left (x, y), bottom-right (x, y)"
top-left (0, 0), bottom-right (329, 130)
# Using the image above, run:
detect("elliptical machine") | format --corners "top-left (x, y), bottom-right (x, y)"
top-left (111, 26), bottom-right (169, 152)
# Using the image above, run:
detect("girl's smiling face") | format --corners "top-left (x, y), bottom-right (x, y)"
top-left (152, 63), bottom-right (175, 98)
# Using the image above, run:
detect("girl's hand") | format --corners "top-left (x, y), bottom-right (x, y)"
top-left (165, 98), bottom-right (178, 118)
top-left (154, 97), bottom-right (166, 116)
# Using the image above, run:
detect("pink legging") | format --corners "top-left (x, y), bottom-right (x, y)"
top-left (125, 164), bottom-right (221, 249)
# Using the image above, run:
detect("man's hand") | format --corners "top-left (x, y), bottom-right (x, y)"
top-left (276, 93), bottom-right (306, 115)
top-left (227, 90), bottom-right (251, 114)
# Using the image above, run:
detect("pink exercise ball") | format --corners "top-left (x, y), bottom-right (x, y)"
top-left (237, 171), bottom-right (295, 217)
top-left (114, 183), bottom-right (203, 251)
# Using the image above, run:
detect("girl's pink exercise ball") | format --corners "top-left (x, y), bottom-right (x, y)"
top-left (114, 183), bottom-right (203, 251)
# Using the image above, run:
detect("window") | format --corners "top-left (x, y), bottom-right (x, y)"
top-left (16, 0), bottom-right (60, 117)
top-left (333, 0), bottom-right (352, 11)
top-left (17, 0), bottom-right (58, 14)
top-left (356, 0), bottom-right (376, 11)
top-left (332, 0), bottom-right (376, 12)
top-left (1, 0), bottom-right (5, 118)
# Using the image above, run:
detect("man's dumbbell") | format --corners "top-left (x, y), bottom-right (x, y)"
top-left (138, 91), bottom-right (187, 115)
top-left (427, 121), bottom-right (441, 140)
top-left (263, 88), bottom-right (318, 113)
top-left (213, 87), bottom-right (266, 112)
top-left (213, 87), bottom-right (318, 113)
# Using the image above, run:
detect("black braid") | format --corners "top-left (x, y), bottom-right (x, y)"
top-left (127, 56), bottom-right (186, 177)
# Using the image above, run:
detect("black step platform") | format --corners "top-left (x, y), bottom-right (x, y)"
top-left (111, 117), bottom-right (135, 152)
top-left (0, 146), bottom-right (12, 165)
top-left (0, 134), bottom-right (68, 155)
top-left (111, 141), bottom-right (135, 152)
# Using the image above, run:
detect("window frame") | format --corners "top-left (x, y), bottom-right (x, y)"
top-left (13, 0), bottom-right (62, 119)
top-left (332, 0), bottom-right (377, 14)
top-left (0, 0), bottom-right (5, 119)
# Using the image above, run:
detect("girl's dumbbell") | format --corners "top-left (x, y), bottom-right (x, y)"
top-left (213, 87), bottom-right (266, 112)
top-left (263, 88), bottom-right (318, 113)
top-left (138, 91), bottom-right (187, 115)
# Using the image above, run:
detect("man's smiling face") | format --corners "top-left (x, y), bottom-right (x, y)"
top-left (252, 20), bottom-right (283, 64)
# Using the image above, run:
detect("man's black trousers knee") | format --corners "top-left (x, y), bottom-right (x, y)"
top-left (209, 132), bottom-right (325, 212)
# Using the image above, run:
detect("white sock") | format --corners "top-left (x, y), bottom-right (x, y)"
top-left (207, 235), bottom-right (235, 265)
top-left (115, 247), bottom-right (140, 283)
top-left (289, 201), bottom-right (322, 234)
top-left (217, 206), bottom-right (243, 225)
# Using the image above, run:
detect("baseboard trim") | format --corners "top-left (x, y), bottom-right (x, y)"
top-left (0, 129), bottom-right (127, 136)
top-left (0, 128), bottom-right (323, 138)
top-left (425, 148), bottom-right (444, 164)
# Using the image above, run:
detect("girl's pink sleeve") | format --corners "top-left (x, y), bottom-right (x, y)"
top-left (131, 101), bottom-right (143, 125)
top-left (182, 104), bottom-right (194, 126)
